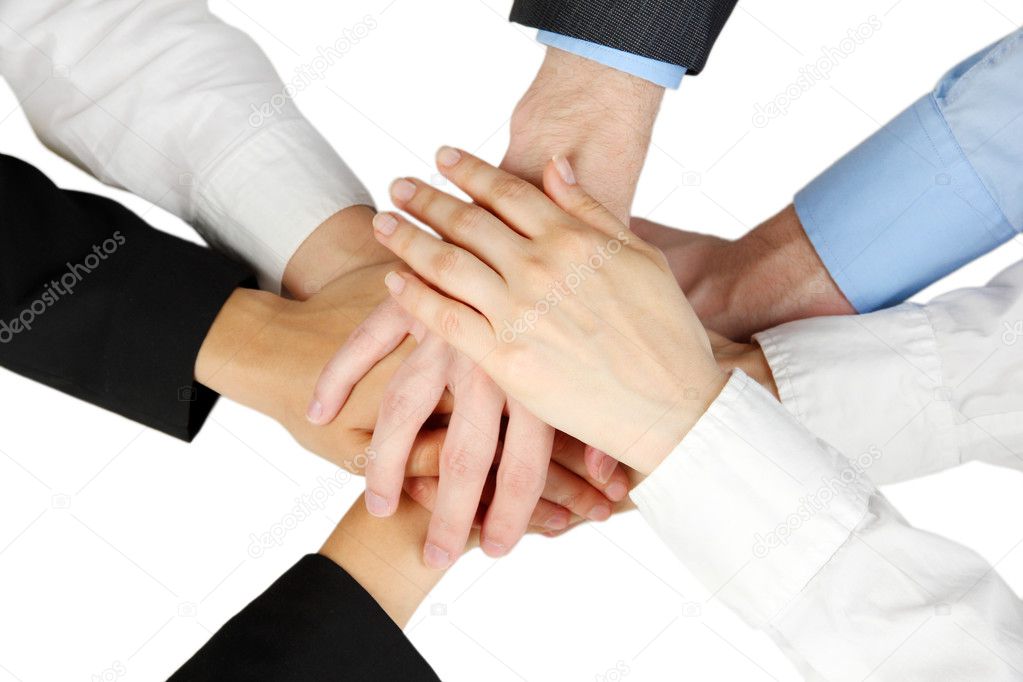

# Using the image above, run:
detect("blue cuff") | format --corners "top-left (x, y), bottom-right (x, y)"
top-left (795, 94), bottom-right (1017, 312)
top-left (536, 31), bottom-right (685, 89)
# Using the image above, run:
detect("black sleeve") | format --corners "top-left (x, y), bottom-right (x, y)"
top-left (510, 0), bottom-right (737, 75)
top-left (169, 554), bottom-right (441, 681)
top-left (0, 153), bottom-right (253, 440)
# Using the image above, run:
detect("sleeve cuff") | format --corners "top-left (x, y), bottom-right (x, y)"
top-left (169, 554), bottom-right (440, 681)
top-left (751, 308), bottom-right (959, 485)
top-left (537, 31), bottom-right (685, 88)
top-left (795, 93), bottom-right (1017, 312)
top-left (630, 370), bottom-right (872, 628)
top-left (195, 118), bottom-right (375, 293)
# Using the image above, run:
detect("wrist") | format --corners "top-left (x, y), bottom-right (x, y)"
top-left (697, 205), bottom-right (853, 339)
top-left (196, 265), bottom-right (394, 423)
top-left (320, 493), bottom-right (460, 627)
top-left (627, 369), bottom-right (729, 476)
top-left (282, 205), bottom-right (399, 300)
top-left (504, 47), bottom-right (664, 220)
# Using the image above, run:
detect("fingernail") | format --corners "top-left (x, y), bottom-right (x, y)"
top-left (587, 503), bottom-right (612, 522)
top-left (605, 481), bottom-right (628, 502)
top-left (553, 155), bottom-right (576, 185)
top-left (597, 455), bottom-right (617, 484)
top-left (373, 212), bottom-right (398, 235)
top-left (384, 271), bottom-right (405, 294)
top-left (436, 146), bottom-right (462, 167)
top-left (424, 543), bottom-right (451, 569)
top-left (390, 178), bottom-right (417, 202)
top-left (305, 399), bottom-right (323, 423)
top-left (544, 511), bottom-right (569, 530)
top-left (481, 538), bottom-right (506, 557)
top-left (365, 491), bottom-right (390, 517)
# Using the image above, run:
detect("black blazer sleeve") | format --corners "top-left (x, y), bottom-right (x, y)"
top-left (169, 554), bottom-right (441, 681)
top-left (510, 0), bottom-right (737, 75)
top-left (0, 153), bottom-right (252, 440)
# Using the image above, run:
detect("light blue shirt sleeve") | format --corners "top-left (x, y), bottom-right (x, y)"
top-left (795, 29), bottom-right (1023, 312)
top-left (536, 30), bottom-right (686, 88)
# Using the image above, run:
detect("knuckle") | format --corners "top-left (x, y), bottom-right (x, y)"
top-left (488, 175), bottom-right (530, 203)
top-left (414, 187), bottom-right (439, 214)
top-left (432, 247), bottom-right (461, 276)
top-left (498, 461), bottom-right (544, 498)
top-left (555, 490), bottom-right (581, 511)
top-left (381, 389), bottom-right (414, 417)
top-left (442, 445), bottom-right (487, 480)
top-left (439, 307), bottom-right (460, 337)
top-left (553, 229), bottom-right (597, 260)
top-left (449, 205), bottom-right (483, 235)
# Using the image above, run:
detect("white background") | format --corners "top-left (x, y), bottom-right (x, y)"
top-left (2, 0), bottom-right (1023, 680)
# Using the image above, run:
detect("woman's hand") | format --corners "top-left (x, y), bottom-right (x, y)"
top-left (305, 296), bottom-right (629, 569)
top-left (373, 148), bottom-right (728, 475)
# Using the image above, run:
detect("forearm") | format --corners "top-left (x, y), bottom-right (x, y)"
top-left (282, 205), bottom-right (400, 300)
top-left (320, 492), bottom-right (457, 627)
top-left (503, 47), bottom-right (664, 221)
top-left (674, 205), bottom-right (854, 339)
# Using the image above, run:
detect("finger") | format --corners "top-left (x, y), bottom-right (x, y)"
top-left (365, 336), bottom-right (449, 517)
top-left (563, 443), bottom-right (630, 503)
top-left (385, 272), bottom-right (496, 366)
top-left (433, 146), bottom-right (563, 236)
top-left (388, 177), bottom-right (526, 268)
top-left (373, 211), bottom-right (506, 314)
top-left (543, 459), bottom-right (613, 523)
top-left (404, 475), bottom-right (572, 534)
top-left (582, 446), bottom-right (629, 501)
top-left (307, 299), bottom-right (411, 425)
top-left (480, 403), bottom-right (554, 556)
top-left (406, 428), bottom-right (447, 477)
top-left (542, 156), bottom-right (627, 238)
top-left (424, 371), bottom-right (503, 569)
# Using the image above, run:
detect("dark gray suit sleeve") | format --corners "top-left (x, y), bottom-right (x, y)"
top-left (510, 0), bottom-right (737, 74)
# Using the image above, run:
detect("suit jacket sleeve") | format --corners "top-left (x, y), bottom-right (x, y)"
top-left (168, 554), bottom-right (441, 681)
top-left (510, 0), bottom-right (737, 74)
top-left (0, 154), bottom-right (252, 440)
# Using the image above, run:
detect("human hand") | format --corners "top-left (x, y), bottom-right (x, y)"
top-left (307, 292), bottom-right (629, 568)
top-left (501, 47), bottom-right (664, 222)
top-left (372, 148), bottom-right (728, 475)
top-left (631, 206), bottom-right (854, 340)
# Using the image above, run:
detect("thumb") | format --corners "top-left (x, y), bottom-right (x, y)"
top-left (541, 155), bottom-right (623, 236)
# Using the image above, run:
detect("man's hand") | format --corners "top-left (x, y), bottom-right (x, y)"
top-left (501, 47), bottom-right (664, 222)
top-left (632, 204), bottom-right (855, 340)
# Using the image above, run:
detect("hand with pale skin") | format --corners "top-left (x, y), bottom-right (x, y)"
top-left (195, 256), bottom-right (623, 535)
top-left (305, 48), bottom-right (665, 567)
top-left (306, 184), bottom-right (630, 568)
top-left (372, 148), bottom-right (729, 477)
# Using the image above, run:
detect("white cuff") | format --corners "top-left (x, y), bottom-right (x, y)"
top-left (630, 370), bottom-right (872, 628)
top-left (194, 118), bottom-right (374, 292)
top-left (753, 305), bottom-right (959, 484)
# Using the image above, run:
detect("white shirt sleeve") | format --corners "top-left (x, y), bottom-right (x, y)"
top-left (0, 0), bottom-right (373, 291)
top-left (630, 370), bottom-right (1023, 680)
top-left (753, 259), bottom-right (1023, 485)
